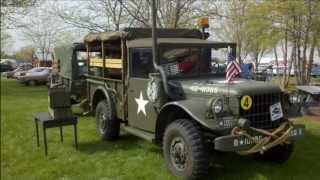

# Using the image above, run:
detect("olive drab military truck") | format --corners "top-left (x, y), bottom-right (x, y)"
top-left (52, 43), bottom-right (89, 111)
top-left (54, 28), bottom-right (305, 179)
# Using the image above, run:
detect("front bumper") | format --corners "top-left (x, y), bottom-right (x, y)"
top-left (214, 124), bottom-right (305, 152)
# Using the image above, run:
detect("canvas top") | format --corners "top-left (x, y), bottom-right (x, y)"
top-left (83, 28), bottom-right (206, 43)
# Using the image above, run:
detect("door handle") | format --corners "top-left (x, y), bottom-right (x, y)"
top-left (129, 89), bottom-right (134, 93)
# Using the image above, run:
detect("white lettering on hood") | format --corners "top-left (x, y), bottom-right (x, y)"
top-left (190, 86), bottom-right (218, 93)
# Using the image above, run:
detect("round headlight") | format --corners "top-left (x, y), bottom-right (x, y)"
top-left (212, 98), bottom-right (223, 113)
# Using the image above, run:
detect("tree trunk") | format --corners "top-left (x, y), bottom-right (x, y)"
top-left (302, 0), bottom-right (312, 84)
top-left (42, 49), bottom-right (45, 63)
top-left (237, 41), bottom-right (242, 65)
top-left (254, 51), bottom-right (259, 70)
top-left (282, 28), bottom-right (288, 88)
top-left (296, 19), bottom-right (302, 85)
top-left (292, 15), bottom-right (301, 85)
top-left (307, 41), bottom-right (315, 83)
top-left (286, 45), bottom-right (296, 88)
top-left (302, 32), bottom-right (309, 84)
top-left (173, 0), bottom-right (181, 28)
top-left (296, 45), bottom-right (302, 85)
top-left (274, 47), bottom-right (280, 83)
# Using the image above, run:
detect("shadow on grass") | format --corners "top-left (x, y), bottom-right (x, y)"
top-left (77, 134), bottom-right (146, 154)
top-left (75, 129), bottom-right (320, 179)
top-left (75, 127), bottom-right (320, 179)
top-left (206, 130), bottom-right (320, 179)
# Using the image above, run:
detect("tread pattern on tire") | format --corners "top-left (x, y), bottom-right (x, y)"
top-left (163, 119), bottom-right (209, 179)
top-left (96, 99), bottom-right (120, 140)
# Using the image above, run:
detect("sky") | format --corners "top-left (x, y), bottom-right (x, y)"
top-left (9, 29), bottom-right (31, 52)
top-left (4, 0), bottom-right (89, 53)
top-left (3, 0), bottom-right (320, 63)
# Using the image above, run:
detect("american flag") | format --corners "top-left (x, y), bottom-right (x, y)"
top-left (226, 53), bottom-right (241, 83)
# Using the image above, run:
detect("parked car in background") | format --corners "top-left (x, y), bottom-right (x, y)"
top-left (256, 64), bottom-right (269, 73)
top-left (18, 67), bottom-right (52, 85)
top-left (255, 64), bottom-right (270, 81)
top-left (13, 64), bottom-right (34, 79)
top-left (271, 64), bottom-right (319, 77)
top-left (272, 65), bottom-right (295, 76)
top-left (13, 70), bottom-right (28, 79)
top-left (3, 64), bottom-right (33, 78)
top-left (311, 64), bottom-right (320, 77)
top-left (0, 59), bottom-right (18, 69)
top-left (272, 65), bottom-right (285, 75)
top-left (0, 63), bottom-right (14, 73)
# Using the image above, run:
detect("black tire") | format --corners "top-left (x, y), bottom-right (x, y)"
top-left (28, 80), bottom-right (37, 86)
top-left (163, 119), bottom-right (209, 179)
top-left (95, 100), bottom-right (120, 140)
top-left (253, 143), bottom-right (294, 163)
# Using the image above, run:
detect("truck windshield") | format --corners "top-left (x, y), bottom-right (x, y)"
top-left (77, 52), bottom-right (87, 61)
top-left (76, 51), bottom-right (88, 75)
top-left (159, 45), bottom-right (235, 78)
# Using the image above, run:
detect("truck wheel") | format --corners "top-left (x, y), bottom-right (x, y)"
top-left (95, 100), bottom-right (120, 140)
top-left (163, 119), bottom-right (209, 179)
top-left (254, 143), bottom-right (294, 163)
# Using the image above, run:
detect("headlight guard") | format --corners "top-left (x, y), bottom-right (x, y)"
top-left (211, 98), bottom-right (224, 114)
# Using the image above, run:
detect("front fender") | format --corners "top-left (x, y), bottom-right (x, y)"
top-left (160, 98), bottom-right (216, 129)
top-left (91, 86), bottom-right (113, 110)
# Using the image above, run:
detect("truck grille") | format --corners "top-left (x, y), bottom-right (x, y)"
top-left (239, 93), bottom-right (284, 129)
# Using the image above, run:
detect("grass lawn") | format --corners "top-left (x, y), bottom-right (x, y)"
top-left (1, 77), bottom-right (320, 180)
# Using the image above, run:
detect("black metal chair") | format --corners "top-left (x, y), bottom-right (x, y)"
top-left (34, 112), bottom-right (78, 156)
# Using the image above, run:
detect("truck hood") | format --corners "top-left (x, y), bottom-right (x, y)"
top-left (174, 77), bottom-right (281, 97)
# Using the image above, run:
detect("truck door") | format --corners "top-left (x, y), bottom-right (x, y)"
top-left (127, 48), bottom-right (158, 132)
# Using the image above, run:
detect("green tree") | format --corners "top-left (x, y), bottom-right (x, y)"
top-left (0, 30), bottom-right (13, 56)
top-left (213, 0), bottom-right (251, 63)
top-left (218, 0), bottom-right (320, 87)
top-left (1, 0), bottom-right (38, 29)
top-left (258, 0), bottom-right (320, 86)
top-left (14, 46), bottom-right (35, 61)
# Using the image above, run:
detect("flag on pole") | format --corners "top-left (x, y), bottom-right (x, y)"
top-left (226, 53), bottom-right (241, 83)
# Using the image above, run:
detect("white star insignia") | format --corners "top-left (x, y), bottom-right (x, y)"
top-left (135, 91), bottom-right (149, 116)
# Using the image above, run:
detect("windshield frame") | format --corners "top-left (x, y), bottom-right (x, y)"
top-left (158, 43), bottom-right (236, 79)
